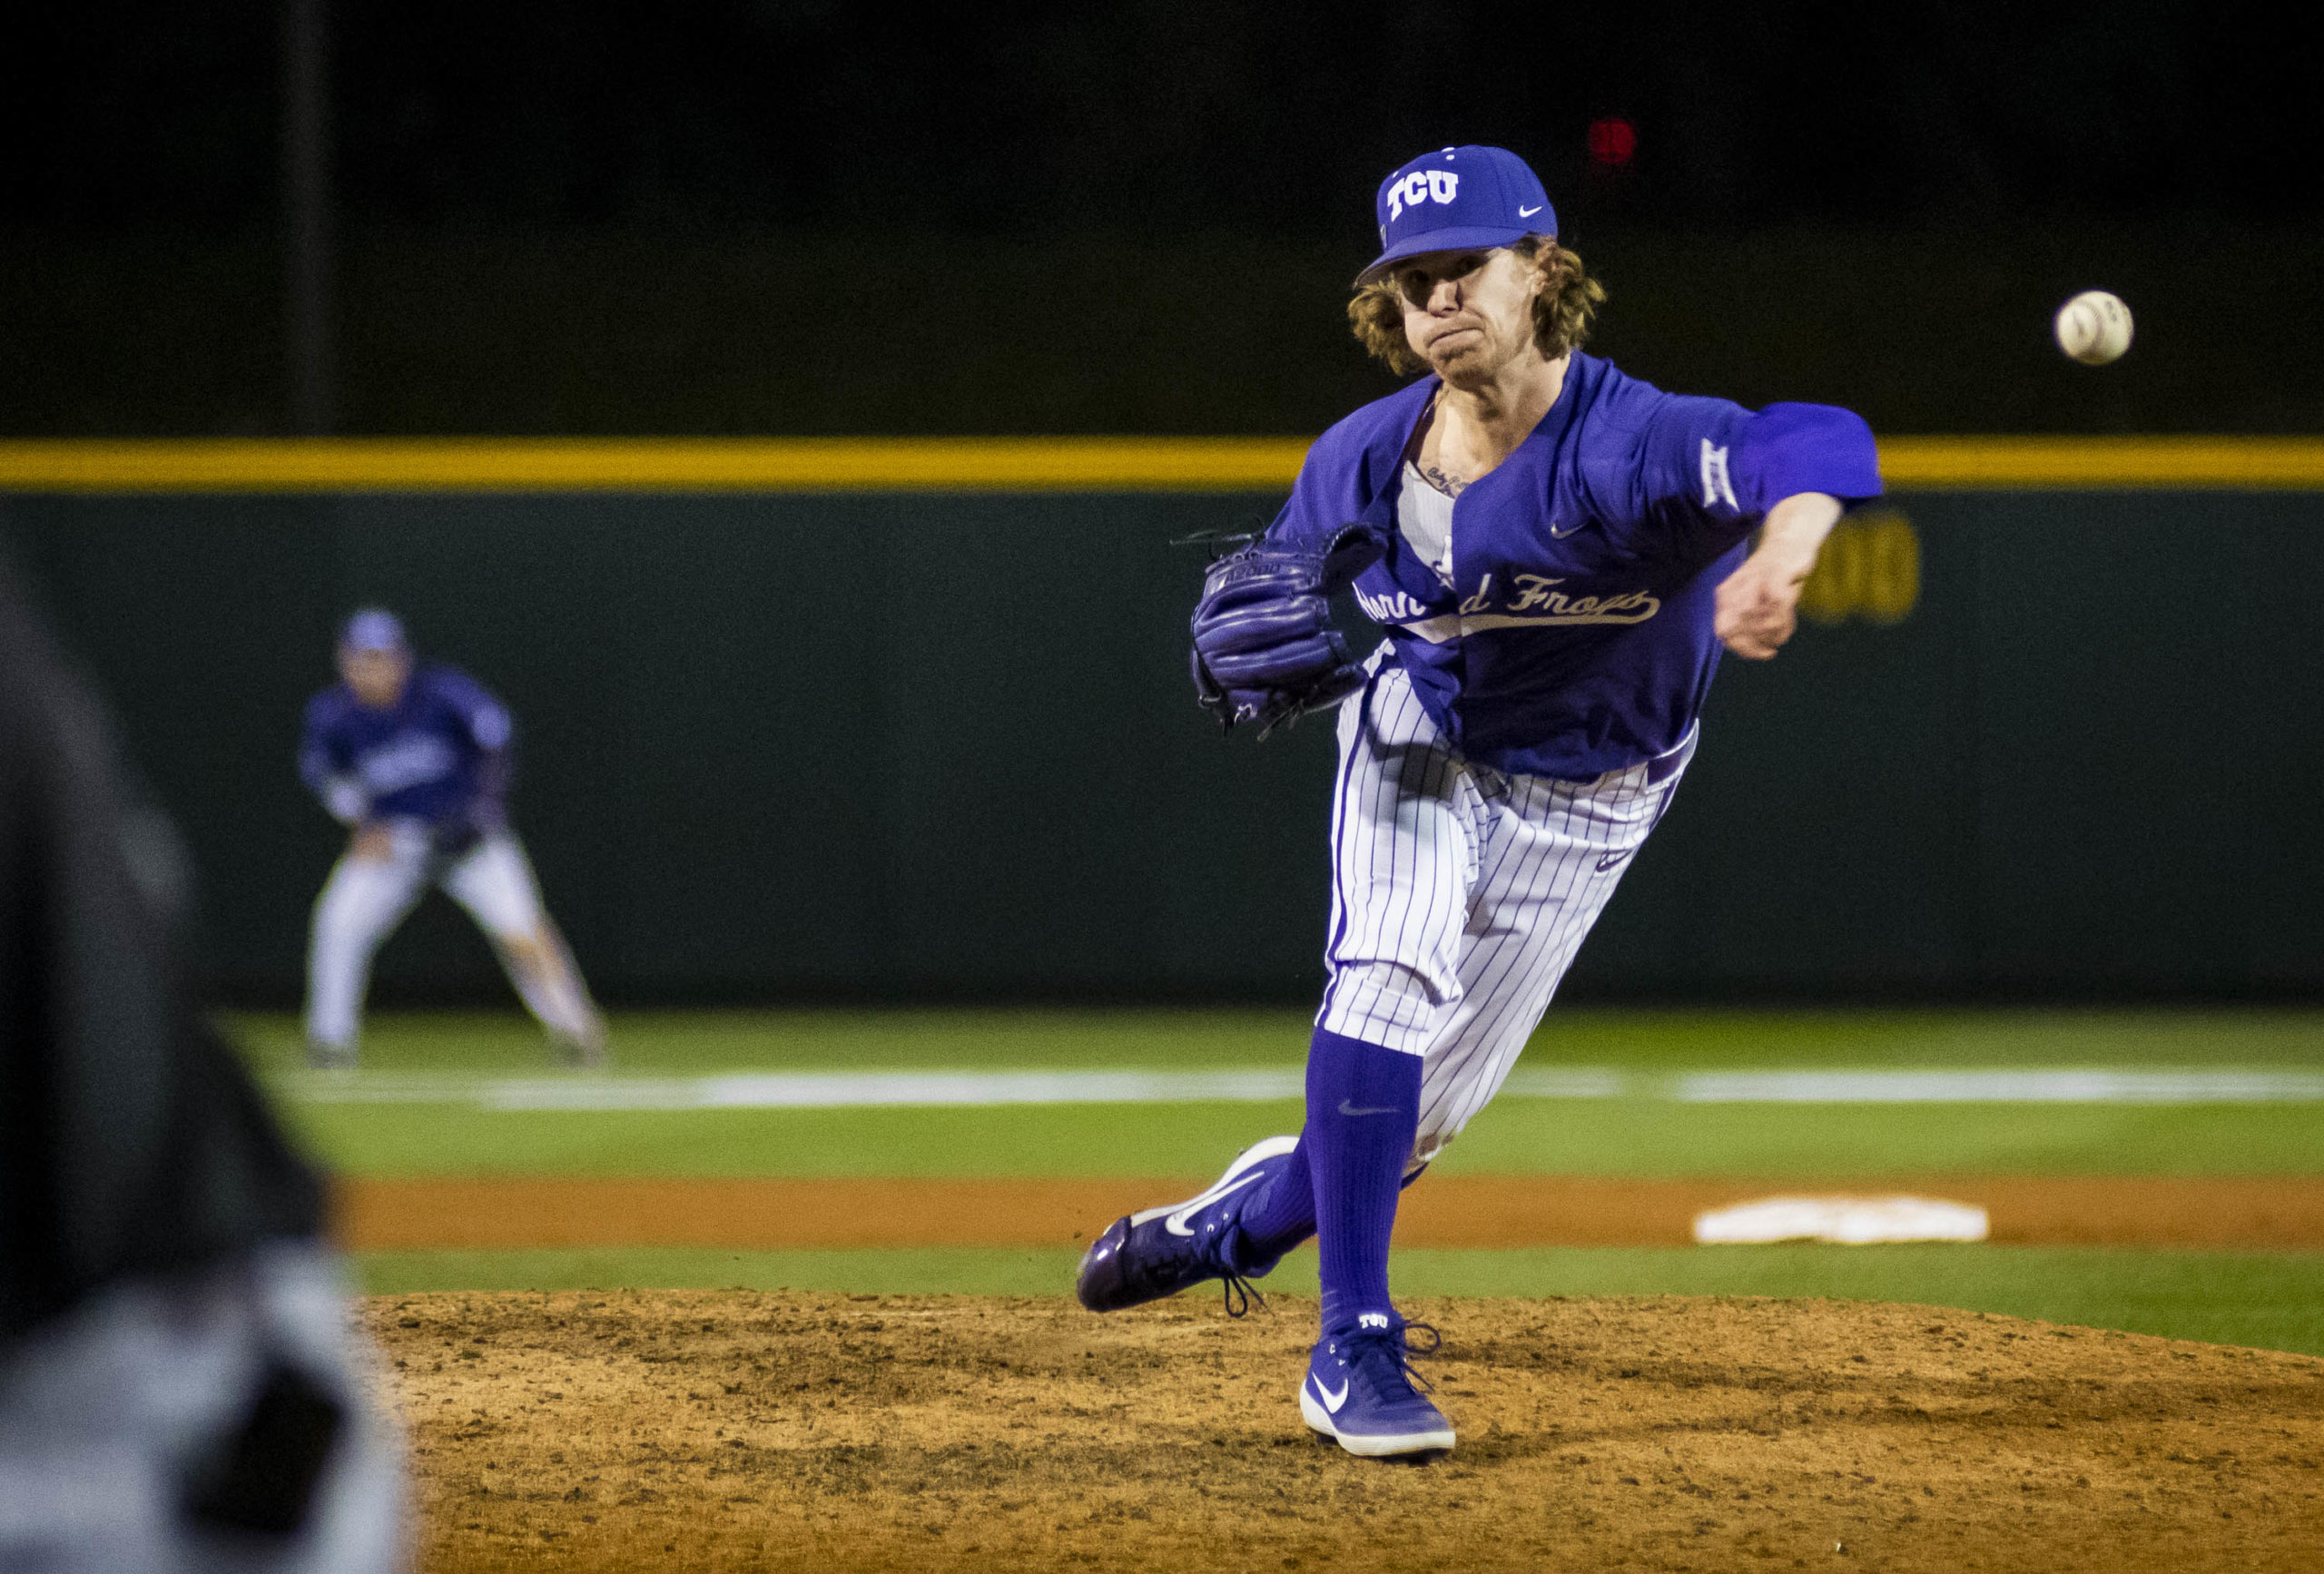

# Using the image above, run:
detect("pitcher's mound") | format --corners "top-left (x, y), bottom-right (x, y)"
top-left (369, 1290), bottom-right (2324, 1573)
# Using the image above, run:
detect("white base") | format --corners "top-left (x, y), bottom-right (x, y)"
top-left (1692, 1195), bottom-right (1990, 1245)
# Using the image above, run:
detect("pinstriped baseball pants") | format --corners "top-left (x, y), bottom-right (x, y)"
top-left (1315, 660), bottom-right (1692, 1164)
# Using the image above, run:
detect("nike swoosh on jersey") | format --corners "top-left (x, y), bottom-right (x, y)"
top-left (1162, 1168), bottom-right (1267, 1236)
top-left (1314, 1374), bottom-right (1352, 1413)
top-left (1594, 850), bottom-right (1635, 871)
top-left (1337, 1098), bottom-right (1402, 1117)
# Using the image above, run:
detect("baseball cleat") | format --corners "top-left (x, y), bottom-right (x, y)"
top-left (305, 1038), bottom-right (358, 1071)
top-left (1299, 1313), bottom-right (1454, 1461)
top-left (551, 1021), bottom-right (609, 1070)
top-left (1075, 1135), bottom-right (1300, 1314)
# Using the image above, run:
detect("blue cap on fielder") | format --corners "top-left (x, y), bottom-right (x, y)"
top-left (1360, 145), bottom-right (1557, 284)
top-left (339, 607), bottom-right (409, 654)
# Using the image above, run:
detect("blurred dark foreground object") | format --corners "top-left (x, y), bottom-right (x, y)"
top-left (0, 547), bottom-right (406, 1571)
top-left (181, 1362), bottom-right (348, 1538)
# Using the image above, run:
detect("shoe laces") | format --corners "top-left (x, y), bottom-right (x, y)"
top-left (1212, 1217), bottom-right (1275, 1317)
top-left (1344, 1320), bottom-right (1442, 1394)
top-left (1220, 1271), bottom-right (1266, 1319)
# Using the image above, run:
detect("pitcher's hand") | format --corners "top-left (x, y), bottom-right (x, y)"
top-left (1715, 492), bottom-right (1843, 660)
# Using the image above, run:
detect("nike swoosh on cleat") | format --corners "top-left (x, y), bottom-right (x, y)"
top-left (1313, 1375), bottom-right (1351, 1413)
top-left (1338, 1099), bottom-right (1401, 1117)
top-left (1163, 1168), bottom-right (1266, 1236)
top-left (1518, 203), bottom-right (1543, 217)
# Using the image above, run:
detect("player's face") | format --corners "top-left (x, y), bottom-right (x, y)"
top-left (1393, 248), bottom-right (1547, 383)
top-left (340, 645), bottom-right (411, 709)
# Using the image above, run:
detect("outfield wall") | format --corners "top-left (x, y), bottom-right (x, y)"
top-left (5, 440), bottom-right (2320, 1004)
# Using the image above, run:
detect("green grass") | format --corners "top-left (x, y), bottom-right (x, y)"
top-left (231, 1007), bottom-right (2324, 1180)
top-left (1437, 1098), bottom-right (2324, 1177)
top-left (285, 1097), bottom-right (2324, 1179)
top-left (303, 1008), bottom-right (2324, 1355)
top-left (353, 1244), bottom-right (2324, 1358)
top-left (1386, 1246), bottom-right (2324, 1356)
top-left (293, 1100), bottom-right (1303, 1177)
top-left (231, 1005), bottom-right (2324, 1077)
top-left (231, 1008), bottom-right (1320, 1076)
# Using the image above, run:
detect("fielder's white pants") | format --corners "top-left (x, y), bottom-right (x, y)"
top-left (304, 822), bottom-right (598, 1049)
top-left (1316, 660), bottom-right (1692, 1163)
top-left (0, 1242), bottom-right (405, 1573)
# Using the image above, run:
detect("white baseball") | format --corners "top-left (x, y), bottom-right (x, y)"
top-left (2054, 290), bottom-right (2133, 365)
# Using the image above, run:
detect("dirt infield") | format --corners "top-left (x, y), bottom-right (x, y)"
top-left (369, 1288), bottom-right (2324, 1573)
top-left (340, 1174), bottom-right (2324, 1251)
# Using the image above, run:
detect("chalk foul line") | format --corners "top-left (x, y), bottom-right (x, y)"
top-left (271, 1066), bottom-right (2324, 1111)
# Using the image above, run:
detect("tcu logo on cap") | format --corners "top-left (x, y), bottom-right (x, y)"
top-left (1386, 169), bottom-right (1460, 222)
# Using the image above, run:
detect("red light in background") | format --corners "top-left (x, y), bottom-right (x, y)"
top-left (1587, 118), bottom-right (1638, 168)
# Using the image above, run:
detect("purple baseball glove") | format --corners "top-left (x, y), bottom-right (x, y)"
top-left (1190, 523), bottom-right (1388, 736)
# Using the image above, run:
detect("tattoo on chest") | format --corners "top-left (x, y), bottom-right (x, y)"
top-left (1421, 462), bottom-right (1470, 497)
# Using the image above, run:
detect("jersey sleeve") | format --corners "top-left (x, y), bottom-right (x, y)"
top-left (1256, 393), bottom-right (1420, 553)
top-left (426, 667), bottom-right (513, 816)
top-left (297, 694), bottom-right (371, 821)
top-left (1631, 396), bottom-right (1883, 556)
top-left (1732, 402), bottom-right (1883, 510)
top-left (296, 694), bottom-right (342, 795)
top-left (1259, 437), bottom-right (1369, 551)
top-left (431, 667), bottom-right (513, 753)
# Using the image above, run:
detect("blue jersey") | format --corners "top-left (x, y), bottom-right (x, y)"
top-left (1265, 352), bottom-right (1882, 780)
top-left (299, 663), bottom-right (512, 826)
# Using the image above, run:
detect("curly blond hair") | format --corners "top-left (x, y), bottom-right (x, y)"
top-left (1347, 237), bottom-right (1606, 376)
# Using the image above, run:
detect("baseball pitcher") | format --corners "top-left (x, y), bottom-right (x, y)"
top-left (1076, 146), bottom-right (1882, 1461)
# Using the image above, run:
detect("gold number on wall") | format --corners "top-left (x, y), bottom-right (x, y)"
top-left (1798, 508), bottom-right (1920, 625)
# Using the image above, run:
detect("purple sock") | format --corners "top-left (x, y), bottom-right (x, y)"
top-left (1236, 1130), bottom-right (1430, 1271)
top-left (1305, 1028), bottom-right (1421, 1330)
top-left (1236, 1136), bottom-right (1315, 1266)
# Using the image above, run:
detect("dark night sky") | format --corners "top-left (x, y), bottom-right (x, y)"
top-left (7, 0), bottom-right (2316, 234)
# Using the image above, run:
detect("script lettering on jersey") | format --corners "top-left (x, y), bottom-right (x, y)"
top-left (356, 732), bottom-right (459, 795)
top-left (1496, 572), bottom-right (1663, 618)
top-left (1505, 575), bottom-right (1660, 624)
top-left (1385, 169), bottom-right (1461, 222)
top-left (1355, 586), bottom-right (1433, 624)
top-left (1367, 572), bottom-right (1664, 644)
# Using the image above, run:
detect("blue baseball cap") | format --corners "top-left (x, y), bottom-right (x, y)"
top-left (339, 608), bottom-right (409, 654)
top-left (1360, 145), bottom-right (1558, 284)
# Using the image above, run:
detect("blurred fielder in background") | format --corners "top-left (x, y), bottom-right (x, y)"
top-left (299, 609), bottom-right (605, 1068)
top-left (0, 553), bottom-right (404, 1571)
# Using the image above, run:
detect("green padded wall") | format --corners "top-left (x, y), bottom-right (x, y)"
top-left (5, 487), bottom-right (2319, 1003)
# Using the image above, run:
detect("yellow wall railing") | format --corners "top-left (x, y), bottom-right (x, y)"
top-left (0, 436), bottom-right (2319, 493)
